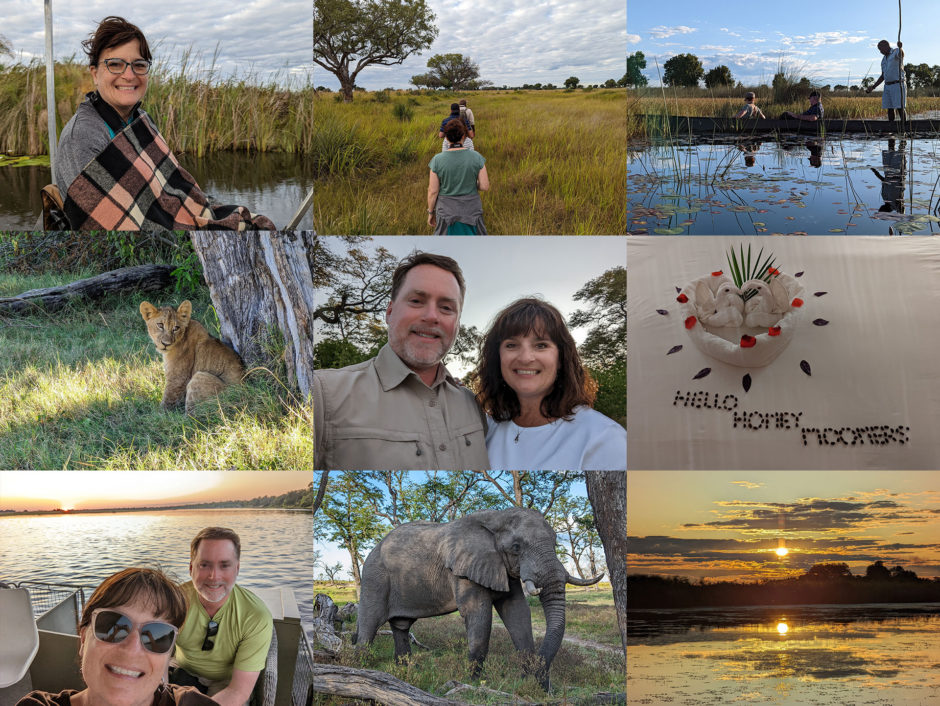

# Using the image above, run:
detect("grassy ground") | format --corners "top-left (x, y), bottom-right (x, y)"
top-left (0, 272), bottom-right (312, 469)
top-left (313, 89), bottom-right (627, 235)
top-left (628, 88), bottom-right (940, 139)
top-left (313, 581), bottom-right (624, 704)
top-left (0, 58), bottom-right (314, 157)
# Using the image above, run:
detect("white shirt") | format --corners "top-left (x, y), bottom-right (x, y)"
top-left (486, 406), bottom-right (626, 471)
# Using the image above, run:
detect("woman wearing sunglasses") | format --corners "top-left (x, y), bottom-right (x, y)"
top-left (18, 568), bottom-right (216, 706)
top-left (51, 16), bottom-right (274, 230)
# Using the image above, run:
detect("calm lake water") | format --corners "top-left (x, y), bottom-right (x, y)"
top-left (628, 603), bottom-right (940, 705)
top-left (628, 136), bottom-right (940, 235)
top-left (0, 151), bottom-right (312, 230)
top-left (0, 508), bottom-right (313, 632)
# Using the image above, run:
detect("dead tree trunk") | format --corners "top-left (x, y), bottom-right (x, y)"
top-left (312, 665), bottom-right (464, 706)
top-left (0, 264), bottom-right (173, 313)
top-left (189, 232), bottom-right (314, 398)
top-left (584, 471), bottom-right (627, 657)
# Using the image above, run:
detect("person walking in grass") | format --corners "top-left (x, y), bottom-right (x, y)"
top-left (867, 40), bottom-right (906, 124)
top-left (459, 99), bottom-right (475, 132)
top-left (428, 118), bottom-right (489, 235)
top-left (439, 103), bottom-right (474, 151)
top-left (734, 92), bottom-right (766, 119)
top-left (781, 90), bottom-right (823, 122)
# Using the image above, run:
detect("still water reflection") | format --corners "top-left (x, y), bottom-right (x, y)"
top-left (628, 136), bottom-right (940, 235)
top-left (628, 604), bottom-right (940, 705)
top-left (0, 151), bottom-right (312, 230)
top-left (0, 508), bottom-right (312, 631)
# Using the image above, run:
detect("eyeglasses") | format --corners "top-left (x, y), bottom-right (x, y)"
top-left (202, 620), bottom-right (219, 651)
top-left (91, 608), bottom-right (178, 654)
top-left (100, 58), bottom-right (151, 75)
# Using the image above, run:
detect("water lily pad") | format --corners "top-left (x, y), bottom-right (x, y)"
top-left (654, 227), bottom-right (686, 235)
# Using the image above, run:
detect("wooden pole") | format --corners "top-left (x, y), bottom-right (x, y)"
top-left (44, 0), bottom-right (56, 184)
top-left (286, 187), bottom-right (314, 230)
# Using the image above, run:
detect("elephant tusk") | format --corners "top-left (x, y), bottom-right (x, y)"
top-left (565, 571), bottom-right (605, 586)
top-left (523, 579), bottom-right (541, 596)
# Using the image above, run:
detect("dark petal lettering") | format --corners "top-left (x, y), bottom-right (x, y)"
top-left (800, 360), bottom-right (812, 376)
top-left (675, 286), bottom-right (681, 293)
top-left (656, 309), bottom-right (669, 315)
top-left (813, 291), bottom-right (827, 297)
top-left (813, 319), bottom-right (829, 326)
top-left (794, 271), bottom-right (804, 277)
top-left (667, 345), bottom-right (683, 355)
top-left (742, 373), bottom-right (752, 393)
top-left (692, 367), bottom-right (711, 380)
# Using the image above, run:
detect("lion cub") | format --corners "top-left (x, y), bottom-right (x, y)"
top-left (140, 300), bottom-right (244, 414)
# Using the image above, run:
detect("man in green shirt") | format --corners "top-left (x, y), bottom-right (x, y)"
top-left (170, 527), bottom-right (273, 706)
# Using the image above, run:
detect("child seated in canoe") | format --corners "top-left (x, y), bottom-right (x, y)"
top-left (734, 92), bottom-right (766, 119)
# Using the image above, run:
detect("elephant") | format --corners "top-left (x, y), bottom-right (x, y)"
top-left (353, 507), bottom-right (604, 692)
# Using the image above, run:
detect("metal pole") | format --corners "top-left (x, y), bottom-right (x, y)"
top-left (44, 0), bottom-right (56, 185)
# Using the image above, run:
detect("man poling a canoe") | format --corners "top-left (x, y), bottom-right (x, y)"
top-left (867, 40), bottom-right (906, 125)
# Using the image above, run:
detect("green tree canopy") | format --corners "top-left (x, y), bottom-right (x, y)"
top-left (424, 53), bottom-right (484, 90)
top-left (313, 0), bottom-right (438, 102)
top-left (569, 266), bottom-right (626, 369)
top-left (626, 51), bottom-right (648, 87)
top-left (663, 53), bottom-right (704, 87)
top-left (704, 65), bottom-right (734, 89)
top-left (564, 76), bottom-right (581, 89)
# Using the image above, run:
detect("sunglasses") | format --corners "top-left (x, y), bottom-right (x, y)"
top-left (202, 620), bottom-right (219, 651)
top-left (100, 58), bottom-right (151, 76)
top-left (91, 608), bottom-right (178, 654)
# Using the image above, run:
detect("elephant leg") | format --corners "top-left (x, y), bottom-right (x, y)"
top-left (389, 617), bottom-right (415, 662)
top-left (493, 581), bottom-right (535, 654)
top-left (455, 580), bottom-right (494, 678)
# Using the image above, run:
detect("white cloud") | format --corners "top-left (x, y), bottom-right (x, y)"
top-left (720, 28), bottom-right (742, 38)
top-left (784, 31), bottom-right (870, 47)
top-left (731, 481), bottom-right (764, 490)
top-left (649, 25), bottom-right (697, 40)
top-left (628, 33), bottom-right (642, 46)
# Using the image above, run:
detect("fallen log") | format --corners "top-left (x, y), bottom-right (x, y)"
top-left (312, 664), bottom-right (465, 706)
top-left (0, 264), bottom-right (174, 314)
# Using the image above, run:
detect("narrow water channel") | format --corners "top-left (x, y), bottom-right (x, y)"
top-left (0, 150), bottom-right (312, 230)
top-left (628, 135), bottom-right (940, 235)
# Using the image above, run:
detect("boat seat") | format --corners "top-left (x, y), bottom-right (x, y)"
top-left (0, 588), bottom-right (40, 688)
top-left (40, 184), bottom-right (71, 230)
top-left (252, 628), bottom-right (278, 706)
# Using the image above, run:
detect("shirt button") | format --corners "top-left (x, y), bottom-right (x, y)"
top-left (438, 443), bottom-right (446, 451)
top-left (429, 399), bottom-right (436, 407)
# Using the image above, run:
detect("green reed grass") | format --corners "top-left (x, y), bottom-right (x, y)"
top-left (313, 89), bottom-right (626, 235)
top-left (0, 55), bottom-right (313, 157)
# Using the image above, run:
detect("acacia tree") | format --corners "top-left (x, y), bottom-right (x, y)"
top-left (663, 53), bottom-right (704, 87)
top-left (424, 53), bottom-right (483, 90)
top-left (704, 65), bottom-right (734, 89)
top-left (314, 0), bottom-right (438, 102)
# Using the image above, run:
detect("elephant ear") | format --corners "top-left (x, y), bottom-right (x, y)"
top-left (442, 514), bottom-right (510, 593)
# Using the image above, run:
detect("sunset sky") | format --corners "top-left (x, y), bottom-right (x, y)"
top-left (628, 471), bottom-right (940, 581)
top-left (0, 471), bottom-right (311, 512)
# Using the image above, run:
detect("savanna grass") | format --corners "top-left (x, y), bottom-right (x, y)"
top-left (313, 583), bottom-right (623, 704)
top-left (0, 56), bottom-right (313, 157)
top-left (313, 89), bottom-right (626, 235)
top-left (0, 275), bottom-right (312, 469)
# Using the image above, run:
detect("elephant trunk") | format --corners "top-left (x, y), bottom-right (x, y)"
top-left (535, 584), bottom-right (567, 691)
top-left (566, 570), bottom-right (605, 586)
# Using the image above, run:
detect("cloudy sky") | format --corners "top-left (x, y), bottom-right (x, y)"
top-left (628, 471), bottom-right (940, 581)
top-left (2, 0), bottom-right (311, 85)
top-left (315, 0), bottom-right (626, 90)
top-left (629, 0), bottom-right (940, 88)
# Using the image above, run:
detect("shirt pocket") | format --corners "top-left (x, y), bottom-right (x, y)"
top-left (451, 421), bottom-right (488, 469)
top-left (330, 426), bottom-right (428, 470)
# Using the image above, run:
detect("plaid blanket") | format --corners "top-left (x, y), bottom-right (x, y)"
top-left (63, 105), bottom-right (275, 231)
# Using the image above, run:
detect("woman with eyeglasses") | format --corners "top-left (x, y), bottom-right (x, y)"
top-left (51, 16), bottom-right (274, 231)
top-left (17, 567), bottom-right (216, 706)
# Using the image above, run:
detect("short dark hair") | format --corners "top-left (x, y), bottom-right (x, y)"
top-left (390, 251), bottom-right (466, 304)
top-left (450, 102), bottom-right (460, 112)
top-left (82, 16), bottom-right (152, 67)
top-left (809, 90), bottom-right (821, 98)
top-left (79, 568), bottom-right (187, 633)
top-left (443, 117), bottom-right (468, 143)
top-left (190, 526), bottom-right (241, 561)
top-left (475, 297), bottom-right (596, 422)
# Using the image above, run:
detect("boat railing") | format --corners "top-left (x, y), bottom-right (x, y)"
top-left (4, 580), bottom-right (86, 633)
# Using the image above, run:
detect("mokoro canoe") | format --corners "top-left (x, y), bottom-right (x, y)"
top-left (639, 115), bottom-right (940, 135)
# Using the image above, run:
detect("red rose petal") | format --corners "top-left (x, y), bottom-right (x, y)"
top-left (768, 326), bottom-right (782, 336)
top-left (676, 293), bottom-right (688, 303)
top-left (740, 335), bottom-right (757, 348)
top-left (711, 270), bottom-right (723, 276)
top-left (684, 316), bottom-right (697, 329)
top-left (791, 298), bottom-right (804, 307)
top-left (767, 266), bottom-right (780, 275)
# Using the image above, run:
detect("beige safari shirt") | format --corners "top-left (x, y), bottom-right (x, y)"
top-left (314, 344), bottom-right (490, 470)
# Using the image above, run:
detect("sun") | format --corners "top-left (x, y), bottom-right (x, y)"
top-left (777, 622), bottom-right (789, 634)
top-left (776, 546), bottom-right (789, 557)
